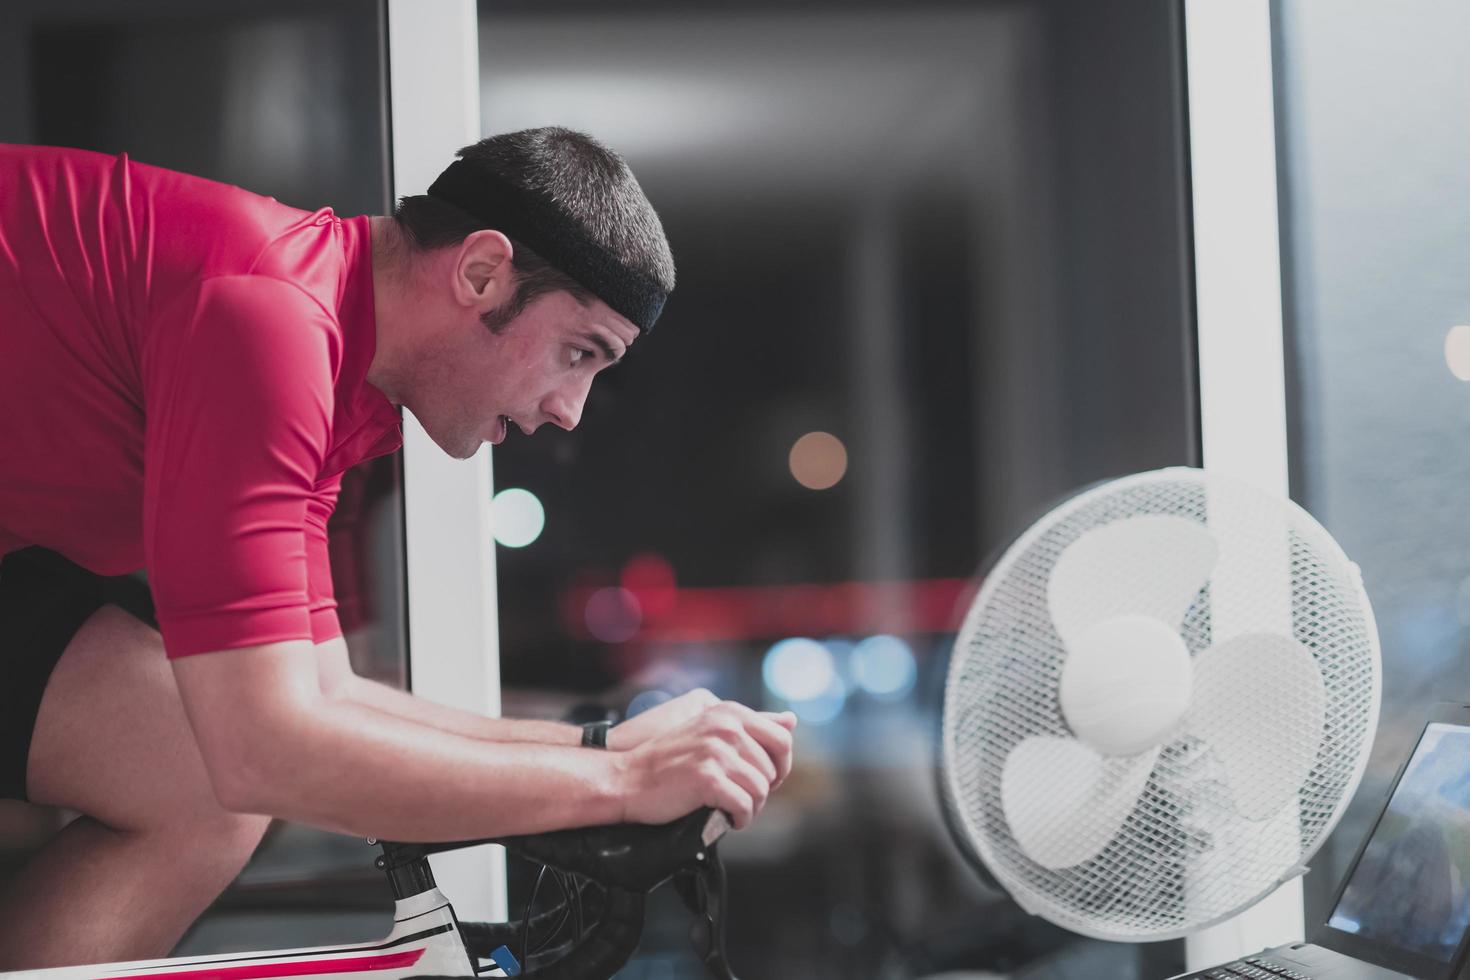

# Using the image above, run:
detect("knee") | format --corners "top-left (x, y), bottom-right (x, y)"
top-left (170, 810), bottom-right (270, 884)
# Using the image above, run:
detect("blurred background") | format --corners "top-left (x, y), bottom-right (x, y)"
top-left (477, 2), bottom-right (1194, 977)
top-left (1270, 0), bottom-right (1470, 934)
top-left (1, 0), bottom-right (1465, 977)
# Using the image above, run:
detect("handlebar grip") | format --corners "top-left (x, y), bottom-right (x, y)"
top-left (458, 897), bottom-right (582, 960)
top-left (439, 887), bottom-right (645, 980)
top-left (494, 808), bottom-right (729, 894)
top-left (519, 886), bottom-right (644, 980)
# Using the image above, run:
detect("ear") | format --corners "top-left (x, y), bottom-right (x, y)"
top-left (450, 229), bottom-right (515, 310)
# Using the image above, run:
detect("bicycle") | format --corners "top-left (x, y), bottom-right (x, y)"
top-left (8, 808), bottom-right (737, 980)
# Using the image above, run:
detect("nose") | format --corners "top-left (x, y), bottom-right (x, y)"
top-left (543, 376), bottom-right (591, 431)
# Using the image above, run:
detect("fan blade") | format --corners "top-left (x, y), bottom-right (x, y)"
top-left (1048, 515), bottom-right (1219, 646)
top-left (1060, 614), bottom-right (1193, 757)
top-left (1001, 735), bottom-right (1157, 870)
top-left (1187, 632), bottom-right (1327, 821)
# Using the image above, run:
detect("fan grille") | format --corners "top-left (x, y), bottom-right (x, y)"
top-left (940, 469), bottom-right (1379, 940)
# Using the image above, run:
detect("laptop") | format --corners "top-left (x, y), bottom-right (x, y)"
top-left (1171, 703), bottom-right (1470, 980)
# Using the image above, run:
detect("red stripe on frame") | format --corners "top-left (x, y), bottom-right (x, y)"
top-left (103, 947), bottom-right (426, 980)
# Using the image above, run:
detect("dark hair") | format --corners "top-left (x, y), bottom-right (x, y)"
top-left (392, 127), bottom-right (674, 332)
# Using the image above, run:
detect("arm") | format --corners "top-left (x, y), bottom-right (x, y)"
top-left (314, 639), bottom-right (581, 746)
top-left (173, 639), bottom-right (795, 841)
top-left (145, 278), bottom-right (794, 838)
top-left (314, 642), bottom-right (792, 760)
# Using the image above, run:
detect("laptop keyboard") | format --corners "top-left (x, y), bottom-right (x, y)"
top-left (1196, 957), bottom-right (1313, 980)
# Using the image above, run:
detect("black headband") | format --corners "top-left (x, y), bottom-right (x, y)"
top-left (426, 158), bottom-right (667, 333)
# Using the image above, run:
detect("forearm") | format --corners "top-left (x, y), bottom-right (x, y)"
top-left (177, 642), bottom-right (623, 842)
top-left (344, 675), bottom-right (582, 747)
top-left (235, 695), bottom-right (622, 841)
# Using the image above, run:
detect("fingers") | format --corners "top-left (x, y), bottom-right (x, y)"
top-left (713, 780), bottom-right (755, 830)
top-left (623, 696), bottom-right (797, 831)
top-left (730, 726), bottom-right (778, 785)
top-left (716, 703), bottom-right (795, 787)
top-left (712, 744), bottom-right (770, 816)
top-left (685, 688), bottom-right (720, 709)
top-left (702, 761), bottom-right (758, 830)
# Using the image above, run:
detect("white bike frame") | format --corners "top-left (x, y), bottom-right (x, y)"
top-left (4, 890), bottom-right (504, 980)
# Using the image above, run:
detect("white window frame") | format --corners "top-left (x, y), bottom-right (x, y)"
top-left (1184, 0), bottom-right (1301, 968)
top-left (387, 0), bottom-right (507, 923)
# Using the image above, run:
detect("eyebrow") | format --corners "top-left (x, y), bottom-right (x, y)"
top-left (581, 332), bottom-right (626, 365)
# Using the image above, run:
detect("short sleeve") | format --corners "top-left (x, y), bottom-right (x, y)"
top-left (305, 474), bottom-right (343, 645)
top-left (142, 275), bottom-right (341, 658)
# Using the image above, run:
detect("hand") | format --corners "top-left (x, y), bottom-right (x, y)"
top-left (614, 701), bottom-right (798, 830)
top-left (605, 688), bottom-right (714, 751)
top-left (607, 688), bottom-right (792, 758)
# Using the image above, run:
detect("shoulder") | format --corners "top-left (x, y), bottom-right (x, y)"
top-left (147, 274), bottom-right (345, 391)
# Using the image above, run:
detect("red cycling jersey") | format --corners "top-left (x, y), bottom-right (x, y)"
top-left (0, 144), bottom-right (403, 657)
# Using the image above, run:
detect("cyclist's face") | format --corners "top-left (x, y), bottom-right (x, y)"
top-left (481, 289), bottom-right (637, 446)
top-left (392, 229), bottom-right (640, 460)
top-left (412, 288), bottom-right (638, 460)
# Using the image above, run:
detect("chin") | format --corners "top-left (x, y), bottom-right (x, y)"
top-left (446, 435), bottom-right (481, 460)
top-left (424, 422), bottom-right (480, 460)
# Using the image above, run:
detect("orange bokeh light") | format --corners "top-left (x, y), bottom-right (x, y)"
top-left (788, 431), bottom-right (848, 490)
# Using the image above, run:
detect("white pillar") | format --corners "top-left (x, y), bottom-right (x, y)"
top-left (1184, 0), bottom-right (1300, 967)
top-left (387, 0), bottom-right (506, 923)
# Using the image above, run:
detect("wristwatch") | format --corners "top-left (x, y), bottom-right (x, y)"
top-left (581, 720), bottom-right (612, 749)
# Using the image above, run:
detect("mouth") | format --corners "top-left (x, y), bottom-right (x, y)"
top-left (488, 416), bottom-right (534, 446)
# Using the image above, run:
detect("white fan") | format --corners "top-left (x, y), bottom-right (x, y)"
top-left (938, 467), bottom-right (1380, 941)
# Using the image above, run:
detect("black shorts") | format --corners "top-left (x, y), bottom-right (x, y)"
top-left (0, 547), bottom-right (157, 802)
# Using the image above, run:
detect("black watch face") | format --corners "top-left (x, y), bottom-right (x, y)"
top-left (584, 722), bottom-right (610, 747)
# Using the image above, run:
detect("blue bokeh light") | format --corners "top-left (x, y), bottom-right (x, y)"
top-left (851, 634), bottom-right (917, 700)
top-left (763, 637), bottom-right (848, 725)
top-left (762, 637), bottom-right (836, 702)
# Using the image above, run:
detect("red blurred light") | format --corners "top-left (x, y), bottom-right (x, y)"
top-left (585, 586), bottom-right (643, 643)
top-left (621, 553), bottom-right (678, 618)
top-left (561, 576), bottom-right (977, 644)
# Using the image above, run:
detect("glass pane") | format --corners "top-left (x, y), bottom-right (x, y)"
top-left (0, 0), bottom-right (406, 952)
top-left (1273, 0), bottom-right (1470, 928)
top-left (481, 1), bottom-right (1195, 975)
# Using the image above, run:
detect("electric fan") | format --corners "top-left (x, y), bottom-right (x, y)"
top-left (938, 467), bottom-right (1380, 941)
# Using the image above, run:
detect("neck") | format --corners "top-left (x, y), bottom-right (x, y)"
top-left (367, 216), bottom-right (409, 404)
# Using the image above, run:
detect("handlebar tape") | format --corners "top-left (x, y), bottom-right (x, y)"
top-left (452, 886), bottom-right (644, 979)
top-left (494, 808), bottom-right (724, 893)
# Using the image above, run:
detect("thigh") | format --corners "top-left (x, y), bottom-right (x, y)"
top-left (0, 547), bottom-right (113, 803)
top-left (26, 605), bottom-right (224, 833)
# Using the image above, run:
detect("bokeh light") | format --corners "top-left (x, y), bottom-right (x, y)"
top-left (492, 487), bottom-right (545, 548)
top-left (851, 634), bottom-right (917, 699)
top-left (584, 587), bottom-right (643, 643)
top-left (1445, 325), bottom-right (1470, 381)
top-left (621, 553), bottom-right (678, 618)
top-left (762, 637), bottom-right (837, 702)
top-left (791, 684), bottom-right (847, 725)
top-left (788, 431), bottom-right (848, 490)
top-left (764, 637), bottom-right (848, 724)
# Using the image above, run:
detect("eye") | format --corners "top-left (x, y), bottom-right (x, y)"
top-left (569, 347), bottom-right (592, 368)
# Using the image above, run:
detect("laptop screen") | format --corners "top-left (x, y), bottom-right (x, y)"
top-left (1327, 721), bottom-right (1470, 965)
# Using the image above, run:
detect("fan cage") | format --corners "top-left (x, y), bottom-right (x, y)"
top-left (939, 468), bottom-right (1380, 941)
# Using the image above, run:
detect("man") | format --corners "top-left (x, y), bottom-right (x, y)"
top-left (0, 128), bottom-right (795, 968)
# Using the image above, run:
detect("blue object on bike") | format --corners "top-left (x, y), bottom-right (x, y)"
top-left (489, 944), bottom-right (522, 976)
